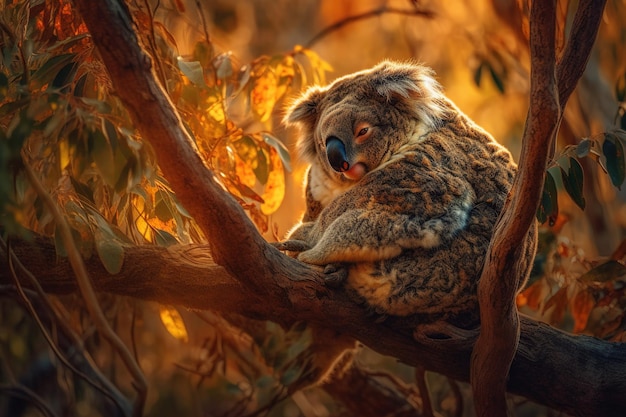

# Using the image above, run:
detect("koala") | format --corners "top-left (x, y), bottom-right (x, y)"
top-left (279, 61), bottom-right (537, 328)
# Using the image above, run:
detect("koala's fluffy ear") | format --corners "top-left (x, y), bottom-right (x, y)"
top-left (373, 61), bottom-right (448, 130)
top-left (283, 86), bottom-right (325, 127)
top-left (284, 86), bottom-right (325, 161)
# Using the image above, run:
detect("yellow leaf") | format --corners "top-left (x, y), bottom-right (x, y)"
top-left (250, 66), bottom-right (277, 122)
top-left (260, 148), bottom-right (285, 215)
top-left (59, 138), bottom-right (70, 170)
top-left (159, 305), bottom-right (188, 343)
top-left (132, 195), bottom-right (152, 242)
top-left (235, 155), bottom-right (256, 188)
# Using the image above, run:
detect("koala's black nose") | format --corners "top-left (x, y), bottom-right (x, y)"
top-left (326, 137), bottom-right (350, 172)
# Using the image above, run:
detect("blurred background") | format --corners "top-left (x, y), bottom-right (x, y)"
top-left (1, 1), bottom-right (625, 416)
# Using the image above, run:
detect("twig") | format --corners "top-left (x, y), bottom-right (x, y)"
top-left (305, 7), bottom-right (435, 48)
top-left (415, 366), bottom-right (434, 417)
top-left (21, 159), bottom-right (147, 417)
top-left (0, 384), bottom-right (59, 417)
top-left (2, 241), bottom-right (130, 416)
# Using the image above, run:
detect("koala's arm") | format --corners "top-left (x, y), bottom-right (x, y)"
top-left (297, 172), bottom-right (476, 265)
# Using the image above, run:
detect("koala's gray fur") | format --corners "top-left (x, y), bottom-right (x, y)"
top-left (279, 61), bottom-right (537, 327)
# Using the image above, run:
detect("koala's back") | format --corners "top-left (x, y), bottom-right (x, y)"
top-left (318, 104), bottom-right (526, 325)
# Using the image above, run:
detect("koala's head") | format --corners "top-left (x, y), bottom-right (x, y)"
top-left (284, 61), bottom-right (448, 182)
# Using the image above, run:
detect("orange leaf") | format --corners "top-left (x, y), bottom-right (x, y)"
top-left (571, 289), bottom-right (595, 333)
top-left (159, 305), bottom-right (189, 343)
top-left (260, 148), bottom-right (285, 215)
top-left (544, 287), bottom-right (568, 325)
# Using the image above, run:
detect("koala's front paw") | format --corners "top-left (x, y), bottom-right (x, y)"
top-left (323, 263), bottom-right (348, 288)
top-left (297, 246), bottom-right (330, 265)
top-left (271, 240), bottom-right (312, 253)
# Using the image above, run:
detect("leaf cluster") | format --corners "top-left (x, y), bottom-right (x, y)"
top-left (537, 130), bottom-right (626, 225)
top-left (521, 229), bottom-right (626, 340)
top-left (0, 0), bottom-right (331, 270)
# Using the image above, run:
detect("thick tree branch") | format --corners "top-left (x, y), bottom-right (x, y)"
top-left (471, 1), bottom-right (607, 416)
top-left (72, 0), bottom-right (294, 298)
top-left (2, 235), bottom-right (626, 416)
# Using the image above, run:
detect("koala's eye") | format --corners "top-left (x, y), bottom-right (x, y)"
top-left (357, 127), bottom-right (369, 137)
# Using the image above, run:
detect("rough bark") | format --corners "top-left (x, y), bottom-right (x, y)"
top-left (4, 0), bottom-right (615, 416)
top-left (2, 235), bottom-right (626, 416)
top-left (470, 1), bottom-right (607, 415)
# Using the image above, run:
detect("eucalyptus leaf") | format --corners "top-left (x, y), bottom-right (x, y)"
top-left (154, 229), bottom-right (178, 247)
top-left (95, 229), bottom-right (124, 275)
top-left (603, 133), bottom-right (625, 189)
top-left (177, 58), bottom-right (206, 87)
top-left (579, 260), bottom-right (626, 283)
top-left (91, 129), bottom-right (116, 185)
top-left (561, 158), bottom-right (585, 210)
top-left (30, 53), bottom-right (76, 90)
top-left (262, 132), bottom-right (292, 172)
top-left (537, 170), bottom-right (558, 225)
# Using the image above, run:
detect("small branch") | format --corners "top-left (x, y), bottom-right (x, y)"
top-left (21, 160), bottom-right (147, 417)
top-left (2, 240), bottom-right (131, 416)
top-left (305, 7), bottom-right (434, 48)
top-left (415, 366), bottom-right (434, 417)
top-left (556, 0), bottom-right (608, 110)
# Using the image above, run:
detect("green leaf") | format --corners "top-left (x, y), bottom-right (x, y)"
top-left (254, 148), bottom-right (269, 185)
top-left (561, 157), bottom-right (585, 210)
top-left (262, 132), bottom-right (292, 172)
top-left (279, 366), bottom-right (303, 387)
top-left (69, 177), bottom-right (95, 203)
top-left (579, 260), bottom-right (626, 283)
top-left (79, 97), bottom-right (112, 114)
top-left (154, 229), bottom-right (178, 247)
top-left (155, 190), bottom-right (173, 222)
top-left (102, 119), bottom-right (118, 150)
top-left (177, 58), bottom-right (205, 87)
top-left (51, 61), bottom-right (78, 89)
top-left (488, 63), bottom-right (505, 93)
top-left (473, 62), bottom-right (483, 87)
top-left (537, 170), bottom-right (558, 225)
top-left (95, 229), bottom-right (124, 275)
top-left (575, 138), bottom-right (591, 158)
top-left (603, 133), bottom-right (625, 189)
top-left (53, 223), bottom-right (84, 258)
top-left (91, 129), bottom-right (116, 185)
top-left (30, 53), bottom-right (76, 90)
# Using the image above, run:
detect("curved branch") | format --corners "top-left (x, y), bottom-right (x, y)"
top-left (2, 235), bottom-right (626, 416)
top-left (305, 7), bottom-right (435, 48)
top-left (471, 1), bottom-right (607, 416)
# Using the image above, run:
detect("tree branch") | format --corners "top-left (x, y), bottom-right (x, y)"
top-left (305, 7), bottom-right (434, 48)
top-left (2, 234), bottom-right (626, 416)
top-left (471, 1), bottom-right (607, 416)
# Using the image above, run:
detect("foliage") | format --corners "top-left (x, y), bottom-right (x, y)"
top-left (0, 0), bottom-right (329, 415)
top-left (537, 130), bottom-right (626, 225)
top-left (520, 226), bottom-right (626, 339)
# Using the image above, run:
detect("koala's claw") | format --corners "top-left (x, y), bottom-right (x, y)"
top-left (271, 240), bottom-right (311, 253)
top-left (323, 263), bottom-right (348, 288)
